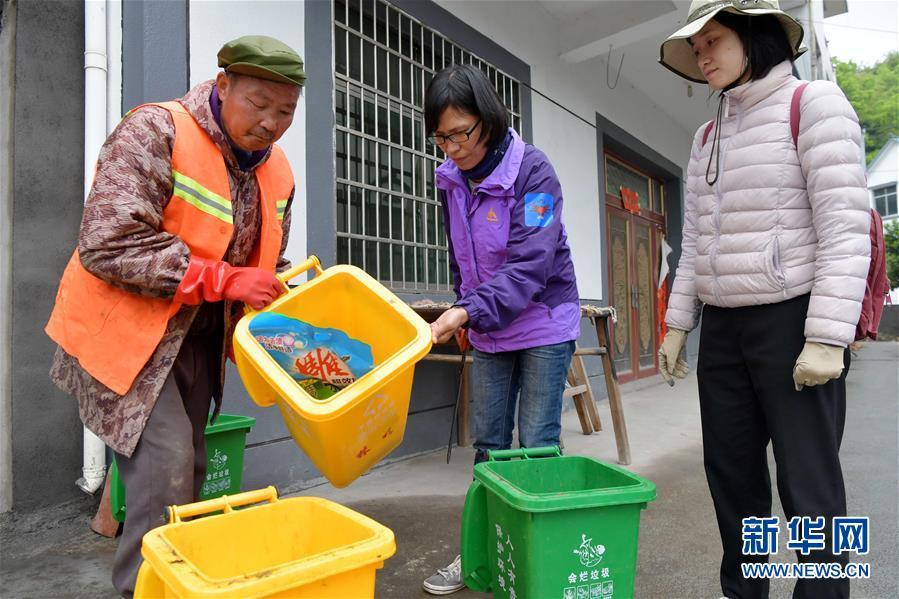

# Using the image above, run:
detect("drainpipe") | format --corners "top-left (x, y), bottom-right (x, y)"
top-left (807, 1), bottom-right (817, 80)
top-left (0, 0), bottom-right (17, 513)
top-left (76, 0), bottom-right (109, 495)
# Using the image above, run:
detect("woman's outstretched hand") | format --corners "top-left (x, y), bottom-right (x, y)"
top-left (430, 306), bottom-right (469, 344)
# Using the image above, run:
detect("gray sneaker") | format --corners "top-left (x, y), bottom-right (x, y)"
top-left (422, 554), bottom-right (464, 595)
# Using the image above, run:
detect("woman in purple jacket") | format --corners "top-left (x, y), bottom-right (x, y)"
top-left (422, 64), bottom-right (580, 595)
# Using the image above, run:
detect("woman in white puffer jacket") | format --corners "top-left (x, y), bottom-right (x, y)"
top-left (658, 2), bottom-right (869, 598)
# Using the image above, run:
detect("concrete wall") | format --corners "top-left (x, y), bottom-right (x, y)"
top-left (106, 0), bottom-right (122, 127)
top-left (189, 1), bottom-right (308, 267)
top-left (5, 0), bottom-right (186, 512)
top-left (9, 0), bottom-right (86, 511)
top-left (122, 0), bottom-right (188, 108)
top-left (1, 0), bottom-right (16, 513)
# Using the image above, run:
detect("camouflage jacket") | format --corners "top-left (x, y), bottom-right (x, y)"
top-left (50, 80), bottom-right (294, 457)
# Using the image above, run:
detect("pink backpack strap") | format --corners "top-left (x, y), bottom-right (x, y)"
top-left (701, 120), bottom-right (715, 148)
top-left (790, 82), bottom-right (809, 147)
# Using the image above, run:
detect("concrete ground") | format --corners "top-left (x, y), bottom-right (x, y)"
top-left (1, 342), bottom-right (896, 598)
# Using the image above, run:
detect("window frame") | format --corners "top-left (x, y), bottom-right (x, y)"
top-left (603, 152), bottom-right (667, 222)
top-left (872, 183), bottom-right (898, 218)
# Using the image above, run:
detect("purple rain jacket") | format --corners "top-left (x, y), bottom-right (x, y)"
top-left (436, 128), bottom-right (580, 353)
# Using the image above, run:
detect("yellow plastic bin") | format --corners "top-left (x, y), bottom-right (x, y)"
top-left (135, 487), bottom-right (396, 598)
top-left (233, 256), bottom-right (432, 487)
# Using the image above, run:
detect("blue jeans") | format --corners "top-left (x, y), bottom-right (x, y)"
top-left (470, 340), bottom-right (575, 464)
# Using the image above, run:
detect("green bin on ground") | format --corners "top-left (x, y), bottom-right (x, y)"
top-left (461, 446), bottom-right (656, 599)
top-left (109, 413), bottom-right (256, 523)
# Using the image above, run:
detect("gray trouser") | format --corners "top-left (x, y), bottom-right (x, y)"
top-left (111, 333), bottom-right (216, 598)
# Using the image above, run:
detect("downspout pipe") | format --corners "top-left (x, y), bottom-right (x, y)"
top-left (77, 0), bottom-right (109, 495)
top-left (807, 1), bottom-right (817, 80)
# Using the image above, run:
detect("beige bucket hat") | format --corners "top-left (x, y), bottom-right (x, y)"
top-left (659, 0), bottom-right (806, 83)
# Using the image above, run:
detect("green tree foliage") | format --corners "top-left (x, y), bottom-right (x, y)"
top-left (885, 219), bottom-right (899, 291)
top-left (833, 52), bottom-right (899, 164)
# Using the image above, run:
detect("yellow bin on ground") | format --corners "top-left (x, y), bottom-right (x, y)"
top-left (232, 256), bottom-right (432, 487)
top-left (135, 487), bottom-right (396, 598)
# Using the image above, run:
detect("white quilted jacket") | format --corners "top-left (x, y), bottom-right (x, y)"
top-left (666, 61), bottom-right (870, 347)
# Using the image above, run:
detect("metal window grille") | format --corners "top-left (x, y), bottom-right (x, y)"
top-left (873, 184), bottom-right (897, 218)
top-left (334, 0), bottom-right (522, 291)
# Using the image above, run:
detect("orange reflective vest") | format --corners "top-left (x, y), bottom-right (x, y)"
top-left (45, 101), bottom-right (293, 396)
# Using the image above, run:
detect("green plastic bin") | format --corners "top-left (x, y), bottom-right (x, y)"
top-left (461, 446), bottom-right (656, 599)
top-left (109, 413), bottom-right (256, 523)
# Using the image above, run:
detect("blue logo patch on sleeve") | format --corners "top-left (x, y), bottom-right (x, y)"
top-left (524, 193), bottom-right (554, 228)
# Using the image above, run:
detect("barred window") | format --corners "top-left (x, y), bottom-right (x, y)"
top-left (334, 0), bottom-right (522, 291)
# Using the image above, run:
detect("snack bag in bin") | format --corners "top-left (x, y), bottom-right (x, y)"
top-left (248, 312), bottom-right (374, 399)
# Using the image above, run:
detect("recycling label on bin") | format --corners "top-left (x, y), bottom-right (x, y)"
top-left (493, 522), bottom-right (520, 599)
top-left (200, 448), bottom-right (232, 496)
top-left (563, 533), bottom-right (614, 599)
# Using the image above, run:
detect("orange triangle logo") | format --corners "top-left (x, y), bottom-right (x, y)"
top-left (487, 208), bottom-right (498, 223)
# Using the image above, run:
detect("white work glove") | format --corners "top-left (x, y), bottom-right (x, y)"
top-left (658, 328), bottom-right (689, 386)
top-left (792, 342), bottom-right (844, 391)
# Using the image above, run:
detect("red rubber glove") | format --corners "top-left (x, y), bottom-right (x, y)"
top-left (175, 257), bottom-right (285, 310)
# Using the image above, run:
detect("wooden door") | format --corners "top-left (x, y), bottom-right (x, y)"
top-left (604, 153), bottom-right (667, 382)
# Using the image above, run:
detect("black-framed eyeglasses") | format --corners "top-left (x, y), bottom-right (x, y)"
top-left (427, 119), bottom-right (481, 146)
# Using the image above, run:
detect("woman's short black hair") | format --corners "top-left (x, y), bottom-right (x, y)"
top-left (713, 12), bottom-right (794, 83)
top-left (424, 64), bottom-right (509, 148)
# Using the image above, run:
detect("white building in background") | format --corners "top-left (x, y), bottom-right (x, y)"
top-left (867, 136), bottom-right (899, 301)
top-left (869, 137), bottom-right (899, 226)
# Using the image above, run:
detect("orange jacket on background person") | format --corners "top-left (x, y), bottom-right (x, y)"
top-left (46, 100), bottom-right (293, 397)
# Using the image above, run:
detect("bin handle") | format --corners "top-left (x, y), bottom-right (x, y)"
top-left (486, 446), bottom-right (561, 461)
top-left (164, 486), bottom-right (279, 523)
top-left (242, 256), bottom-right (324, 316)
top-left (277, 255), bottom-right (324, 285)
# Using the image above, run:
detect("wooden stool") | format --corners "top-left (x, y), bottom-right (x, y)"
top-left (565, 346), bottom-right (603, 435)
top-left (582, 305), bottom-right (631, 465)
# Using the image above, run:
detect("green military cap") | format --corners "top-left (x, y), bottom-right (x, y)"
top-left (217, 35), bottom-right (306, 87)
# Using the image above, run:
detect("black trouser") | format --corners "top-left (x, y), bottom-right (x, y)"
top-left (698, 294), bottom-right (850, 599)
top-left (111, 309), bottom-right (221, 598)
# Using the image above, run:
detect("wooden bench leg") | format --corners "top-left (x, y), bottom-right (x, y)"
top-left (566, 369), bottom-right (592, 435)
top-left (457, 362), bottom-right (471, 447)
top-left (595, 317), bottom-right (632, 465)
top-left (570, 353), bottom-right (602, 433)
